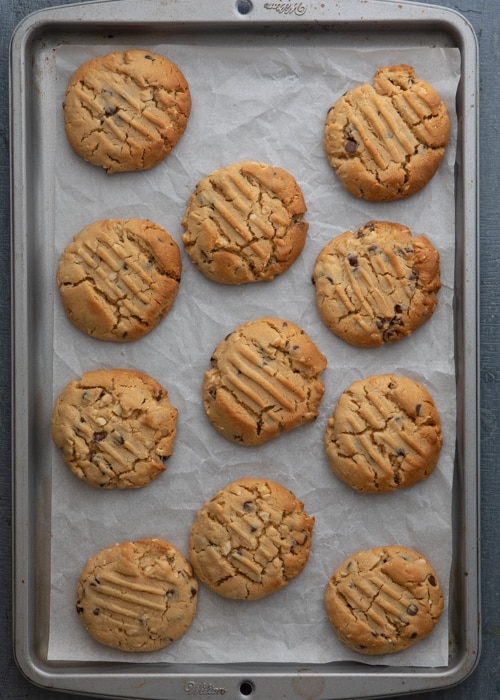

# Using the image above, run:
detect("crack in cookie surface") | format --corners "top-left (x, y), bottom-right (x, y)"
top-left (182, 161), bottom-right (308, 284)
top-left (189, 478), bottom-right (314, 600)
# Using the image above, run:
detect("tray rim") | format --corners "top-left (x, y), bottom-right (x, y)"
top-left (10, 0), bottom-right (480, 698)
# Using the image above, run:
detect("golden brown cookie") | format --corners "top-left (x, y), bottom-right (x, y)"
top-left (76, 538), bottom-right (198, 651)
top-left (324, 545), bottom-right (444, 655)
top-left (52, 368), bottom-right (177, 489)
top-left (203, 317), bottom-right (327, 445)
top-left (63, 49), bottom-right (191, 173)
top-left (56, 218), bottom-right (181, 342)
top-left (312, 221), bottom-right (441, 347)
top-left (181, 160), bottom-right (308, 284)
top-left (189, 478), bottom-right (314, 600)
top-left (324, 374), bottom-right (443, 493)
top-left (324, 64), bottom-right (450, 201)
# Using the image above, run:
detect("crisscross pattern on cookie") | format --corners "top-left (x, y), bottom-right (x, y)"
top-left (63, 50), bottom-right (191, 173)
top-left (312, 221), bottom-right (440, 347)
top-left (76, 539), bottom-right (197, 651)
top-left (203, 317), bottom-right (327, 445)
top-left (324, 65), bottom-right (450, 201)
top-left (57, 218), bottom-right (181, 342)
top-left (182, 161), bottom-right (308, 284)
top-left (52, 369), bottom-right (177, 488)
top-left (324, 546), bottom-right (444, 654)
top-left (189, 478), bottom-right (314, 600)
top-left (324, 374), bottom-right (443, 492)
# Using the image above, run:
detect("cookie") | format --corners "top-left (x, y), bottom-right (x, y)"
top-left (203, 317), bottom-right (327, 445)
top-left (52, 368), bottom-right (177, 489)
top-left (324, 64), bottom-right (450, 201)
top-left (324, 374), bottom-right (443, 493)
top-left (312, 221), bottom-right (441, 347)
top-left (189, 478), bottom-right (314, 600)
top-left (324, 545), bottom-right (444, 655)
top-left (181, 160), bottom-right (308, 284)
top-left (56, 218), bottom-right (181, 342)
top-left (76, 538), bottom-right (198, 651)
top-left (63, 49), bottom-right (191, 173)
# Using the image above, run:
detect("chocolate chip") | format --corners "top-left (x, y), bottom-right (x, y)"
top-left (347, 254), bottom-right (358, 268)
top-left (190, 587), bottom-right (198, 598)
top-left (345, 138), bottom-right (358, 153)
top-left (428, 575), bottom-right (437, 586)
top-left (415, 404), bottom-right (422, 416)
top-left (243, 501), bottom-right (253, 512)
top-left (410, 632), bottom-right (418, 639)
top-left (93, 431), bottom-right (106, 442)
top-left (76, 605), bottom-right (84, 614)
top-left (104, 105), bottom-right (118, 116)
top-left (394, 304), bottom-right (403, 314)
top-left (407, 603), bottom-right (418, 616)
top-left (92, 608), bottom-right (100, 616)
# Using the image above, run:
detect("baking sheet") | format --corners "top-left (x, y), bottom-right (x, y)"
top-left (45, 39), bottom-right (460, 667)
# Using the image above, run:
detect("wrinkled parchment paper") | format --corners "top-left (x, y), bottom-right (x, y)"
top-left (47, 37), bottom-right (460, 667)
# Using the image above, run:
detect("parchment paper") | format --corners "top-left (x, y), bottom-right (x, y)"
top-left (47, 37), bottom-right (460, 667)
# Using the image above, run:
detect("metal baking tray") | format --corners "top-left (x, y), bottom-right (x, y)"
top-left (10, 0), bottom-right (479, 698)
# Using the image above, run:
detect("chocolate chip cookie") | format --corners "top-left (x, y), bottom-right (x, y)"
top-left (52, 368), bottom-right (177, 489)
top-left (189, 478), bottom-right (314, 600)
top-left (56, 218), bottom-right (181, 342)
top-left (324, 64), bottom-right (450, 201)
top-left (203, 317), bottom-right (327, 445)
top-left (324, 545), bottom-right (444, 654)
top-left (63, 49), bottom-right (191, 173)
top-left (76, 538), bottom-right (198, 651)
top-left (312, 221), bottom-right (441, 347)
top-left (181, 160), bottom-right (308, 284)
top-left (324, 374), bottom-right (443, 492)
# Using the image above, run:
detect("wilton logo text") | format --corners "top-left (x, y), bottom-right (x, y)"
top-left (263, 2), bottom-right (307, 16)
top-left (184, 681), bottom-right (226, 696)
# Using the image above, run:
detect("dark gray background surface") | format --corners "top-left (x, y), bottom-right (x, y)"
top-left (1, 0), bottom-right (498, 698)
